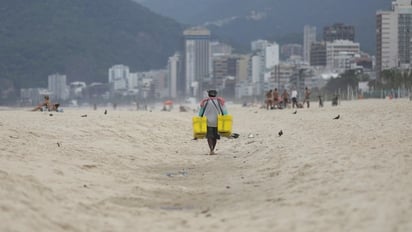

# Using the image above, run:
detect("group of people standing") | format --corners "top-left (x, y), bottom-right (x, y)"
top-left (265, 87), bottom-right (311, 109)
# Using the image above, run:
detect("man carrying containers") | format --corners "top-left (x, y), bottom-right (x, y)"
top-left (198, 90), bottom-right (228, 155)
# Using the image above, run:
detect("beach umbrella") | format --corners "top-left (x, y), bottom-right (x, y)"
top-left (164, 100), bottom-right (174, 105)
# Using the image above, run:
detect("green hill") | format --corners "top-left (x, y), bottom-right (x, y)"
top-left (137, 0), bottom-right (389, 54)
top-left (0, 0), bottom-right (183, 89)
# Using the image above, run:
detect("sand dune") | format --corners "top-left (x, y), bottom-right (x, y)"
top-left (0, 99), bottom-right (411, 232)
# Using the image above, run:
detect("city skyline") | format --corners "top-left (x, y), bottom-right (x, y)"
top-left (3, 0), bottom-right (409, 106)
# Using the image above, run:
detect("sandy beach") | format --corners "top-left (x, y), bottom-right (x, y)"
top-left (1, 99), bottom-right (412, 232)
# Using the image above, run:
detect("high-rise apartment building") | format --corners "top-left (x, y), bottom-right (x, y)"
top-left (310, 42), bottom-right (327, 67)
top-left (303, 25), bottom-right (317, 64)
top-left (236, 55), bottom-right (249, 83)
top-left (251, 55), bottom-right (262, 85)
top-left (167, 53), bottom-right (182, 99)
top-left (251, 40), bottom-right (279, 69)
top-left (376, 0), bottom-right (412, 77)
top-left (128, 73), bottom-right (139, 90)
top-left (273, 63), bottom-right (296, 90)
top-left (48, 73), bottom-right (69, 101)
top-left (323, 23), bottom-right (355, 42)
top-left (376, 11), bottom-right (398, 73)
top-left (265, 43), bottom-right (280, 69)
top-left (108, 64), bottom-right (129, 91)
top-left (326, 40), bottom-right (360, 71)
top-left (209, 55), bottom-right (238, 99)
top-left (183, 27), bottom-right (211, 98)
top-left (212, 56), bottom-right (238, 79)
top-left (281, 44), bottom-right (303, 59)
top-left (250, 40), bottom-right (279, 94)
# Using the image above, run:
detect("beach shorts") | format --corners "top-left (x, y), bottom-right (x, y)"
top-left (206, 127), bottom-right (220, 139)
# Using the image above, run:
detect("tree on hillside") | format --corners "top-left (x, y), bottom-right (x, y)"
top-left (0, 0), bottom-right (183, 91)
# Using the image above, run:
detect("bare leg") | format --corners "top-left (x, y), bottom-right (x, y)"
top-left (212, 139), bottom-right (217, 151)
top-left (207, 139), bottom-right (214, 152)
top-left (207, 138), bottom-right (217, 155)
top-left (31, 105), bottom-right (42, 111)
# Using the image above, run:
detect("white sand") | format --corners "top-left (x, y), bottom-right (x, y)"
top-left (0, 99), bottom-right (412, 232)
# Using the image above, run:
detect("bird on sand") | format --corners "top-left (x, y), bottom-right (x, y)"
top-left (278, 130), bottom-right (283, 136)
top-left (333, 114), bottom-right (340, 120)
top-left (104, 109), bottom-right (107, 115)
top-left (293, 110), bottom-right (297, 114)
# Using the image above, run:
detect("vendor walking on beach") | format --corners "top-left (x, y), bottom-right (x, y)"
top-left (198, 90), bottom-right (228, 155)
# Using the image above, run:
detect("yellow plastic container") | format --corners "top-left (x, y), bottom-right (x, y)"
top-left (218, 114), bottom-right (232, 137)
top-left (192, 116), bottom-right (207, 139)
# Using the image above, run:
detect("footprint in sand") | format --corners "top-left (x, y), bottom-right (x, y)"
top-left (81, 164), bottom-right (97, 169)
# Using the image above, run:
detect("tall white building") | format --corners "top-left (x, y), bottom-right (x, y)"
top-left (265, 43), bottom-right (280, 69)
top-left (48, 73), bottom-right (69, 101)
top-left (183, 27), bottom-right (211, 99)
top-left (393, 0), bottom-right (412, 8)
top-left (108, 65), bottom-right (129, 90)
top-left (272, 63), bottom-right (296, 90)
top-left (251, 55), bottom-right (262, 84)
top-left (236, 55), bottom-right (250, 83)
top-left (128, 72), bottom-right (140, 90)
top-left (376, 0), bottom-right (412, 76)
top-left (303, 25), bottom-right (317, 64)
top-left (141, 70), bottom-right (168, 99)
top-left (168, 53), bottom-right (181, 99)
top-left (326, 40), bottom-right (360, 71)
top-left (250, 40), bottom-right (279, 94)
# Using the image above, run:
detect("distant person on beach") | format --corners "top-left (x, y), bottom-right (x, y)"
top-left (303, 87), bottom-right (311, 108)
top-left (31, 95), bottom-right (60, 112)
top-left (273, 88), bottom-right (279, 108)
top-left (265, 90), bottom-right (273, 110)
top-left (136, 101), bottom-right (140, 111)
top-left (318, 95), bottom-right (324, 107)
top-left (198, 89), bottom-right (228, 155)
top-left (281, 89), bottom-right (289, 108)
top-left (291, 89), bottom-right (298, 108)
top-left (179, 105), bottom-right (188, 112)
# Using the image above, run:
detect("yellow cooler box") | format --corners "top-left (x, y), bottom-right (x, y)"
top-left (192, 116), bottom-right (207, 139)
top-left (218, 114), bottom-right (232, 137)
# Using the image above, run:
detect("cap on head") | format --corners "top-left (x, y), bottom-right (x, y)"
top-left (208, 89), bottom-right (217, 97)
